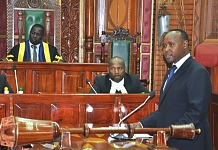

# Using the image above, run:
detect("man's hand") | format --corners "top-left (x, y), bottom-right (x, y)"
top-left (129, 122), bottom-right (143, 128)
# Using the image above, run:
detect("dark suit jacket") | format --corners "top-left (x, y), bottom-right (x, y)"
top-left (89, 73), bottom-right (149, 93)
top-left (0, 75), bottom-right (14, 93)
top-left (140, 57), bottom-right (212, 150)
top-left (8, 41), bottom-right (60, 62)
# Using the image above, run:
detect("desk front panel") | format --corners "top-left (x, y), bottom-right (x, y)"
top-left (0, 62), bottom-right (108, 93)
top-left (0, 94), bottom-right (159, 127)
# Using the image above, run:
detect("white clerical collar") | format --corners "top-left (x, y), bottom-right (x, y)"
top-left (109, 78), bottom-right (127, 94)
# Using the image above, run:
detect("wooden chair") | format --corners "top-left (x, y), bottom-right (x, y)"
top-left (6, 0), bottom-right (61, 54)
top-left (100, 27), bottom-right (141, 75)
top-left (100, 27), bottom-right (149, 87)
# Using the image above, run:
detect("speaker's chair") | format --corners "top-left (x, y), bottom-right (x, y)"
top-left (100, 27), bottom-right (141, 75)
top-left (7, 0), bottom-right (61, 54)
top-left (100, 27), bottom-right (149, 87)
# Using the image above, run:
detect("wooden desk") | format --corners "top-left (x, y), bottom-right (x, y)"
top-left (0, 62), bottom-right (108, 93)
top-left (29, 134), bottom-right (153, 150)
top-left (0, 94), bottom-right (159, 127)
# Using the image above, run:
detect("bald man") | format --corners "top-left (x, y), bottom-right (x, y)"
top-left (89, 56), bottom-right (149, 94)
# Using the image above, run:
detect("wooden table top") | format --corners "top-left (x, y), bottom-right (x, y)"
top-left (13, 134), bottom-right (152, 150)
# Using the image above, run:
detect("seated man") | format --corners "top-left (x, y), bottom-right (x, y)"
top-left (0, 74), bottom-right (14, 93)
top-left (90, 56), bottom-right (149, 93)
top-left (6, 24), bottom-right (63, 62)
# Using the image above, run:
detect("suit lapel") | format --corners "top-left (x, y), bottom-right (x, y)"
top-left (160, 57), bottom-right (194, 104)
top-left (105, 74), bottom-right (112, 93)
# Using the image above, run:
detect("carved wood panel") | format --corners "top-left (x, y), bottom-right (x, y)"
top-left (61, 0), bottom-right (80, 62)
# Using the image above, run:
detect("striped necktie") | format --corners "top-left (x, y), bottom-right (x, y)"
top-left (31, 45), bottom-right (37, 62)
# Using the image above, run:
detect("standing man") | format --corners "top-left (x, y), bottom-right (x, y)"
top-left (6, 24), bottom-right (62, 62)
top-left (132, 29), bottom-right (212, 150)
top-left (0, 75), bottom-right (14, 93)
top-left (89, 56), bottom-right (149, 93)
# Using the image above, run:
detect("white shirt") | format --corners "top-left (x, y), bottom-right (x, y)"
top-left (29, 41), bottom-right (40, 62)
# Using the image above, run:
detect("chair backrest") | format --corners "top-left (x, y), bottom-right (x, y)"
top-left (194, 43), bottom-right (218, 67)
top-left (7, 0), bottom-right (61, 54)
top-left (101, 27), bottom-right (141, 74)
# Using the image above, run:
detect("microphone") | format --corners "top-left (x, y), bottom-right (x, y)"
top-left (118, 91), bottom-right (156, 126)
top-left (86, 79), bottom-right (97, 94)
top-left (110, 91), bottom-right (156, 140)
top-left (13, 65), bottom-right (19, 93)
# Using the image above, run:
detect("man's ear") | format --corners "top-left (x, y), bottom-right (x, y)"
top-left (183, 40), bottom-right (188, 48)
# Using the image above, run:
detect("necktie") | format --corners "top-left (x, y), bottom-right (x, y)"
top-left (31, 45), bottom-right (37, 62)
top-left (164, 65), bottom-right (177, 89)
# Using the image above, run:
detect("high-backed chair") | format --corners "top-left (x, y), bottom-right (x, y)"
top-left (7, 0), bottom-right (61, 54)
top-left (194, 43), bottom-right (218, 67)
top-left (100, 27), bottom-right (141, 75)
top-left (100, 27), bottom-right (149, 87)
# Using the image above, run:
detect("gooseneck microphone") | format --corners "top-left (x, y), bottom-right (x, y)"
top-left (117, 91), bottom-right (156, 127)
top-left (13, 65), bottom-right (19, 93)
top-left (86, 79), bottom-right (97, 94)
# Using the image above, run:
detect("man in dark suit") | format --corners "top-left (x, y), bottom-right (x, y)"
top-left (131, 29), bottom-right (212, 150)
top-left (0, 75), bottom-right (14, 93)
top-left (89, 56), bottom-right (149, 93)
top-left (6, 24), bottom-right (63, 62)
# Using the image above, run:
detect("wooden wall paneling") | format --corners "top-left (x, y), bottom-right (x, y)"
top-left (197, 0), bottom-right (218, 44)
top-left (210, 93), bottom-right (218, 150)
top-left (61, 0), bottom-right (80, 62)
top-left (84, 0), bottom-right (94, 63)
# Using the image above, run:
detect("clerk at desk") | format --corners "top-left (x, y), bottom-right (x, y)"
top-left (89, 56), bottom-right (149, 94)
top-left (6, 24), bottom-right (62, 62)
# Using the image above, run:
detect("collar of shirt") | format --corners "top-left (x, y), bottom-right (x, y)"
top-left (29, 41), bottom-right (40, 50)
top-left (109, 78), bottom-right (127, 94)
top-left (172, 53), bottom-right (190, 73)
top-left (29, 41), bottom-right (41, 62)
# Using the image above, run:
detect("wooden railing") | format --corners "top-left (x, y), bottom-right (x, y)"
top-left (0, 93), bottom-right (159, 127)
top-left (0, 62), bottom-right (108, 93)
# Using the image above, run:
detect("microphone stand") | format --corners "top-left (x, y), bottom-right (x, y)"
top-left (111, 91), bottom-right (156, 140)
top-left (13, 65), bottom-right (19, 93)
